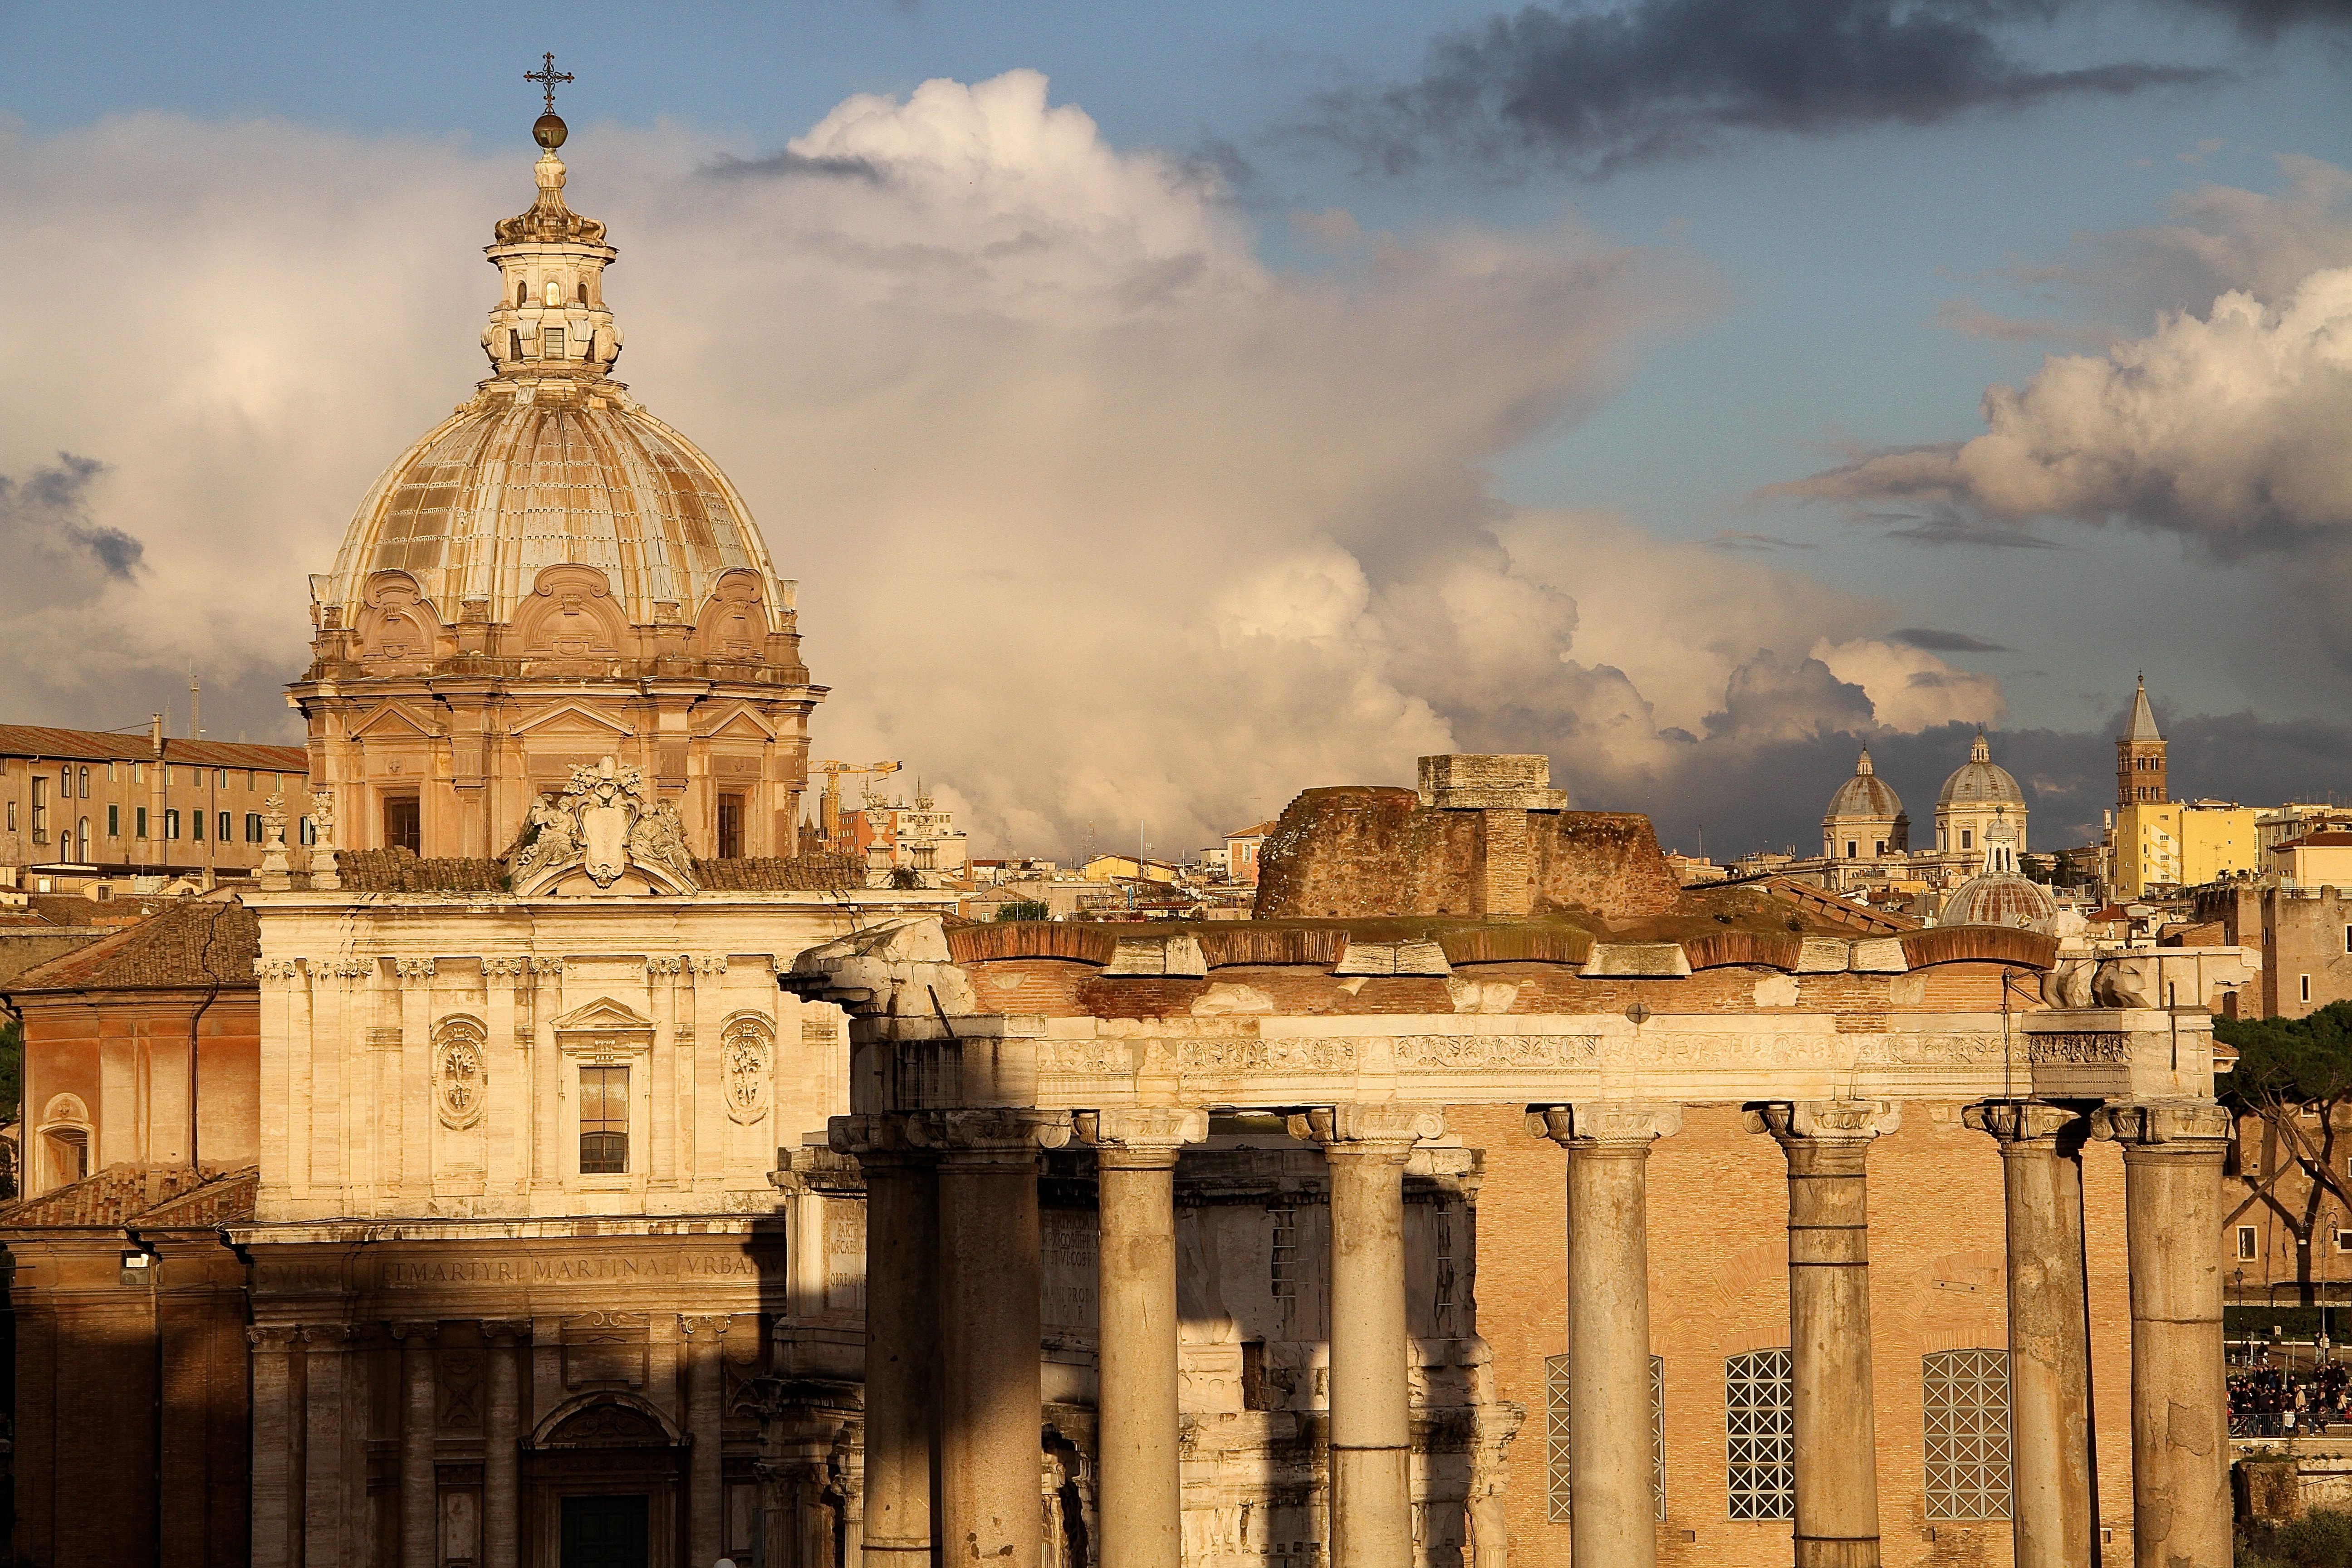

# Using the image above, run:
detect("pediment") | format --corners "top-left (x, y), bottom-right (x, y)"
top-left (694, 704), bottom-right (777, 742)
top-left (511, 703), bottom-right (636, 740)
top-left (551, 996), bottom-right (656, 1034)
top-left (348, 702), bottom-right (436, 740)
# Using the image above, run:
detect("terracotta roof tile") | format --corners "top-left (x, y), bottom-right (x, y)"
top-left (691, 855), bottom-right (864, 892)
top-left (0, 725), bottom-right (306, 771)
top-left (8, 899), bottom-right (257, 992)
top-left (338, 848), bottom-right (506, 892)
top-left (0, 1164), bottom-right (258, 1229)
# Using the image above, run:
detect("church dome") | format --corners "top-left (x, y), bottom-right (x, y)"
top-left (329, 395), bottom-right (780, 628)
top-left (320, 132), bottom-right (786, 630)
top-left (1937, 730), bottom-right (2024, 808)
top-left (1941, 872), bottom-right (2058, 932)
top-left (1826, 749), bottom-right (1902, 820)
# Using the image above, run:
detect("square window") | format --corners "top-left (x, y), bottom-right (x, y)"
top-left (542, 326), bottom-right (566, 359)
top-left (2239, 1225), bottom-right (2259, 1260)
top-left (1548, 1352), bottom-right (1666, 1523)
top-left (166, 808), bottom-right (181, 840)
top-left (136, 806), bottom-right (147, 838)
top-left (107, 804), bottom-right (118, 838)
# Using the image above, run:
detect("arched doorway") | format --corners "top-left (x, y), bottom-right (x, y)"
top-left (525, 1395), bottom-right (685, 1568)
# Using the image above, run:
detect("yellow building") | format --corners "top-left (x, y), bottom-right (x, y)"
top-left (2112, 800), bottom-right (2260, 895)
top-left (2105, 683), bottom-right (2261, 895)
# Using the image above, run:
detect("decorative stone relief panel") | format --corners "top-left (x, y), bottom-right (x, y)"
top-left (721, 1014), bottom-right (774, 1125)
top-left (1394, 1034), bottom-right (1602, 1070)
top-left (2027, 1031), bottom-right (2133, 1064)
top-left (434, 1017), bottom-right (490, 1129)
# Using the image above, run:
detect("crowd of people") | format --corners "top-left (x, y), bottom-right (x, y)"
top-left (2232, 1362), bottom-right (2352, 1436)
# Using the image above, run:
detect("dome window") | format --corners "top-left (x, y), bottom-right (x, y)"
top-left (516, 280), bottom-right (529, 308)
top-left (544, 279), bottom-right (561, 308)
top-left (577, 281), bottom-right (589, 305)
top-left (509, 328), bottom-right (522, 361)
top-left (542, 327), bottom-right (565, 359)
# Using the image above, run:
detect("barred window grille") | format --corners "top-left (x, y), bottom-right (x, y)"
top-left (1923, 1349), bottom-right (2012, 1520)
top-left (1543, 1353), bottom-right (1666, 1524)
top-left (1725, 1349), bottom-right (1794, 1520)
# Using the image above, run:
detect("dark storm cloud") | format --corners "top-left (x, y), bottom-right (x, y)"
top-left (2178, 0), bottom-right (2352, 38)
top-left (0, 454), bottom-right (142, 608)
top-left (705, 149), bottom-right (889, 184)
top-left (1311, 0), bottom-right (2225, 178)
top-left (1891, 627), bottom-right (2012, 652)
top-left (1876, 511), bottom-right (2064, 549)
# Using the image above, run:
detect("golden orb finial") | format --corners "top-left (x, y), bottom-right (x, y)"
top-left (534, 113), bottom-right (568, 149)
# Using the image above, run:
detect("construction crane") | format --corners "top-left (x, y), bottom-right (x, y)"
top-left (811, 760), bottom-right (902, 854)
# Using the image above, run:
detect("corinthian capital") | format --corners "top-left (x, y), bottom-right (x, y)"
top-left (1963, 1099), bottom-right (2088, 1149)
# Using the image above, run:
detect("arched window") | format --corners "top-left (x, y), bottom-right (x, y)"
top-left (78, 765), bottom-right (89, 797)
top-left (544, 279), bottom-right (560, 308)
top-left (76, 816), bottom-right (89, 862)
top-left (1725, 1349), bottom-right (1794, 1520)
top-left (1923, 1349), bottom-right (2012, 1519)
top-left (39, 1094), bottom-right (93, 1189)
top-left (576, 280), bottom-right (588, 304)
top-left (516, 279), bottom-right (529, 308)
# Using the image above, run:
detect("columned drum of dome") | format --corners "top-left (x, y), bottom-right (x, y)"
top-left (289, 115), bottom-right (823, 864)
top-left (1935, 728), bottom-right (2028, 860)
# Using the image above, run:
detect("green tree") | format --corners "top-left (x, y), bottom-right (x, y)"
top-left (2217, 1002), bottom-right (2352, 1303)
top-left (994, 900), bottom-right (1051, 922)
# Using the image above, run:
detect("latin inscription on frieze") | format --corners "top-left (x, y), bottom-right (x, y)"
top-left (2028, 1032), bottom-right (2133, 1065)
top-left (824, 1200), bottom-right (866, 1313)
top-left (377, 1251), bottom-right (773, 1289)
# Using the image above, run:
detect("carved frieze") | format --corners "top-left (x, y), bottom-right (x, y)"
top-left (1177, 1038), bottom-right (1358, 1074)
top-left (1394, 1034), bottom-right (1602, 1070)
top-left (2027, 1031), bottom-right (2133, 1064)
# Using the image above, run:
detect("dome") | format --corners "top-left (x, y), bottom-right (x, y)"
top-left (1826, 749), bottom-right (1902, 821)
top-left (321, 136), bottom-right (787, 631)
top-left (1937, 729), bottom-right (2025, 808)
top-left (1941, 872), bottom-right (2058, 933)
top-left (328, 393), bottom-right (782, 627)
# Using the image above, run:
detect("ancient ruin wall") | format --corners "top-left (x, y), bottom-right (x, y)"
top-left (1253, 786), bottom-right (1681, 921)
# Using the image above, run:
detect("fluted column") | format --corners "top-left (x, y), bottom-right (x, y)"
top-left (393, 1320), bottom-right (441, 1568)
top-left (1077, 1107), bottom-right (1209, 1568)
top-left (1965, 1100), bottom-right (2097, 1568)
top-left (1747, 1099), bottom-right (1899, 1568)
top-left (2091, 1099), bottom-right (2232, 1568)
top-left (1289, 1104), bottom-right (1446, 1568)
top-left (831, 1114), bottom-right (940, 1568)
top-left (683, 1313), bottom-right (732, 1566)
top-left (1530, 1102), bottom-right (1682, 1568)
top-left (921, 1107), bottom-right (1072, 1568)
top-left (483, 1320), bottom-right (527, 1568)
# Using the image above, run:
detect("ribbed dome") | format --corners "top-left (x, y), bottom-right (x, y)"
top-left (1938, 730), bottom-right (2025, 808)
top-left (329, 392), bottom-right (782, 627)
top-left (1940, 872), bottom-right (2057, 932)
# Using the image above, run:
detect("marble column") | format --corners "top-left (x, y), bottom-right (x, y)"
top-left (684, 1313), bottom-right (732, 1568)
top-left (2091, 1099), bottom-right (2233, 1568)
top-left (1529, 1102), bottom-right (1682, 1568)
top-left (393, 1321), bottom-right (441, 1568)
top-left (1746, 1099), bottom-right (1900, 1568)
top-left (1289, 1104), bottom-right (1446, 1568)
top-left (832, 1115), bottom-right (940, 1568)
top-left (1965, 1100), bottom-right (2097, 1568)
top-left (1078, 1107), bottom-right (1210, 1568)
top-left (925, 1107), bottom-right (1071, 1568)
top-left (248, 1326), bottom-right (301, 1568)
top-left (483, 1321), bottom-right (527, 1568)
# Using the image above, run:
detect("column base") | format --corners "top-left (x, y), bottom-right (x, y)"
top-left (1795, 1536), bottom-right (1882, 1568)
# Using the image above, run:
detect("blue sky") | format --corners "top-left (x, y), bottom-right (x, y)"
top-left (3, 1), bottom-right (2349, 855)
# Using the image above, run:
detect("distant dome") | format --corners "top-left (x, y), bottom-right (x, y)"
top-left (1938, 730), bottom-right (2025, 808)
top-left (329, 395), bottom-right (781, 627)
top-left (1941, 872), bottom-right (2058, 933)
top-left (1827, 749), bottom-right (1903, 820)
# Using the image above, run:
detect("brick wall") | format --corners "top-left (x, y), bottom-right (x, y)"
top-left (1458, 1100), bottom-right (2136, 1565)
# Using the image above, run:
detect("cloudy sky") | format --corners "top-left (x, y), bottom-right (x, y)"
top-left (3, 1), bottom-right (2349, 862)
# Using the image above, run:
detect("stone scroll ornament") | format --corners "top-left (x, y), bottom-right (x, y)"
top-left (434, 1019), bottom-right (489, 1130)
top-left (509, 754), bottom-right (698, 895)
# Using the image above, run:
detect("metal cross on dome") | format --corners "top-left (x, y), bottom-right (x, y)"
top-left (525, 52), bottom-right (573, 115)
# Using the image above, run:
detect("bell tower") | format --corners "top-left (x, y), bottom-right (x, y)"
top-left (2116, 677), bottom-right (2166, 808)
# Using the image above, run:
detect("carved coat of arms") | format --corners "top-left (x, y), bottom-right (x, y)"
top-left (510, 754), bottom-right (698, 895)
